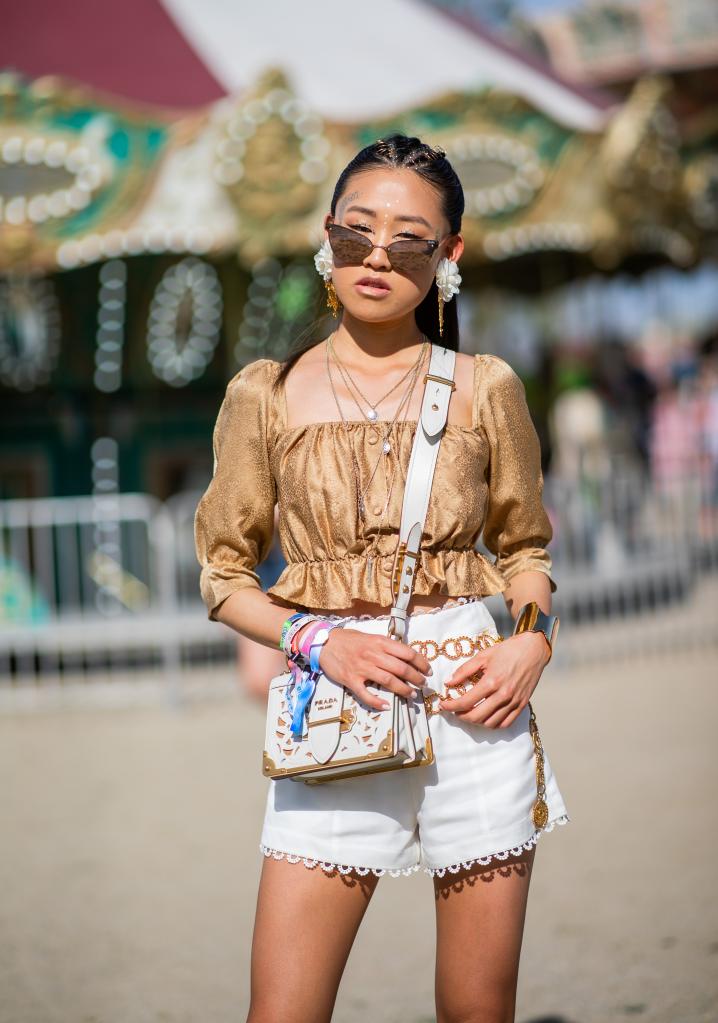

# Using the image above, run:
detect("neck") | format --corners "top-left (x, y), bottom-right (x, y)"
top-left (331, 311), bottom-right (426, 366)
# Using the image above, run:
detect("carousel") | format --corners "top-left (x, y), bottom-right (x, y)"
top-left (1, 52), bottom-right (711, 497)
top-left (0, 0), bottom-right (715, 654)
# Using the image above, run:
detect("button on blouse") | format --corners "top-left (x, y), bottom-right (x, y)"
top-left (194, 353), bottom-right (556, 620)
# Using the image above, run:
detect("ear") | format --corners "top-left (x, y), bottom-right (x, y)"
top-left (323, 212), bottom-right (334, 236)
top-left (443, 233), bottom-right (464, 263)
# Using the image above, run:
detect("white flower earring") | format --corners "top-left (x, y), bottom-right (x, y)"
top-left (435, 257), bottom-right (461, 338)
top-left (314, 239), bottom-right (341, 316)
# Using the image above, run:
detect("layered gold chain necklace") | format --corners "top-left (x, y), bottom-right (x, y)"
top-left (325, 333), bottom-right (428, 585)
top-left (327, 333), bottom-right (427, 436)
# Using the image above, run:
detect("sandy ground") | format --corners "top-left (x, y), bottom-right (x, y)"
top-left (1, 647), bottom-right (717, 1023)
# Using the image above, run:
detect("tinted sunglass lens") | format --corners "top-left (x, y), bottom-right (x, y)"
top-left (328, 225), bottom-right (371, 264)
top-left (387, 240), bottom-right (436, 272)
top-left (327, 225), bottom-right (436, 271)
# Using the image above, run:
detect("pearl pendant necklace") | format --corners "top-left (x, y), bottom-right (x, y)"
top-left (382, 440), bottom-right (391, 454)
top-left (367, 408), bottom-right (378, 421)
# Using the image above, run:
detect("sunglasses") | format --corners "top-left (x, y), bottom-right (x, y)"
top-left (326, 220), bottom-right (442, 273)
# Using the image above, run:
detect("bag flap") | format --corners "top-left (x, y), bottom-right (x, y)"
top-left (307, 673), bottom-right (345, 764)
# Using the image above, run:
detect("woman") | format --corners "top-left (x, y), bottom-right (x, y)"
top-left (195, 135), bottom-right (569, 1023)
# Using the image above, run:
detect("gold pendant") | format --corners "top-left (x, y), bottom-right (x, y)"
top-left (532, 797), bottom-right (549, 830)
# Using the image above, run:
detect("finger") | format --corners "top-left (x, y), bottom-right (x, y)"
top-left (380, 639), bottom-right (432, 677)
top-left (497, 704), bottom-right (525, 730)
top-left (379, 651), bottom-right (427, 689)
top-left (479, 703), bottom-right (517, 729)
top-left (350, 681), bottom-right (391, 712)
top-left (455, 691), bottom-right (510, 724)
top-left (439, 677), bottom-right (493, 713)
top-left (367, 667), bottom-right (415, 700)
top-left (445, 652), bottom-right (489, 688)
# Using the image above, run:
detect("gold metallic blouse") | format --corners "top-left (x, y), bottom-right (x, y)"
top-left (194, 354), bottom-right (556, 620)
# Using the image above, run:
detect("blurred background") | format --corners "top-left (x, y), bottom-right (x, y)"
top-left (1, 2), bottom-right (717, 1022)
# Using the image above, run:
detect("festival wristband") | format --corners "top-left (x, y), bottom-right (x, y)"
top-left (294, 619), bottom-right (333, 658)
top-left (285, 663), bottom-right (317, 737)
top-left (308, 623), bottom-right (343, 673)
top-left (279, 612), bottom-right (311, 651)
top-left (280, 614), bottom-right (319, 662)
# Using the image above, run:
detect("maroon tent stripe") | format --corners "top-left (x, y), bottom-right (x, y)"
top-left (0, 0), bottom-right (227, 109)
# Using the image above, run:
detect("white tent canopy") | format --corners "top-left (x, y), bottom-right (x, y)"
top-left (162, 0), bottom-right (612, 130)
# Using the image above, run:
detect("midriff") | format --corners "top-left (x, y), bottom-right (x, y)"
top-left (300, 592), bottom-right (464, 619)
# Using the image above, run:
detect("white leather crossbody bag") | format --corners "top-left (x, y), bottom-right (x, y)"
top-left (262, 344), bottom-right (457, 784)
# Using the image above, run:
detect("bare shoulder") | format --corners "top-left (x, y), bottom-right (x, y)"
top-left (282, 338), bottom-right (339, 426)
top-left (286, 342), bottom-right (326, 381)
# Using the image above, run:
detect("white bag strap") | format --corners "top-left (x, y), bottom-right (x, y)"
top-left (387, 344), bottom-right (456, 641)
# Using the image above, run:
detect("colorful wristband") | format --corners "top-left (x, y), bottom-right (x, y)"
top-left (295, 619), bottom-right (331, 658)
top-left (279, 612), bottom-right (310, 651)
top-left (280, 613), bottom-right (318, 659)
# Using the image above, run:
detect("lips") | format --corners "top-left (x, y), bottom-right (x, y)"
top-left (355, 276), bottom-right (391, 291)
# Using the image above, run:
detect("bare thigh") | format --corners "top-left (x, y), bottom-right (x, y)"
top-left (433, 847), bottom-right (536, 1023)
top-left (248, 856), bottom-right (380, 1023)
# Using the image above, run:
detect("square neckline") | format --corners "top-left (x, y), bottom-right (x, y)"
top-left (275, 351), bottom-right (478, 434)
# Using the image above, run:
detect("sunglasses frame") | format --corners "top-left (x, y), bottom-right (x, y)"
top-left (325, 218), bottom-right (444, 272)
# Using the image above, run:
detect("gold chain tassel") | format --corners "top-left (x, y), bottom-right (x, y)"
top-left (528, 702), bottom-right (549, 829)
top-left (325, 279), bottom-right (341, 317)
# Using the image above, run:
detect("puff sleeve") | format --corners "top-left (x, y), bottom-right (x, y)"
top-left (477, 354), bottom-right (557, 593)
top-left (194, 361), bottom-right (278, 620)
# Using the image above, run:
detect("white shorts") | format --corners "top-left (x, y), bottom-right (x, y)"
top-left (260, 596), bottom-right (569, 877)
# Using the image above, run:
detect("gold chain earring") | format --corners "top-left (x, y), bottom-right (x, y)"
top-left (325, 279), bottom-right (341, 317)
top-left (435, 257), bottom-right (461, 340)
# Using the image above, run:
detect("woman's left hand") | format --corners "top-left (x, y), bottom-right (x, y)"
top-left (438, 631), bottom-right (550, 729)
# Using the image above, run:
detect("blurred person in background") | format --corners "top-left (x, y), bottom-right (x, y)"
top-left (698, 338), bottom-right (718, 534)
top-left (648, 353), bottom-right (704, 549)
top-left (594, 339), bottom-right (657, 472)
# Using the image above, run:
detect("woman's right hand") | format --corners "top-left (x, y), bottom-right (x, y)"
top-left (313, 627), bottom-right (432, 710)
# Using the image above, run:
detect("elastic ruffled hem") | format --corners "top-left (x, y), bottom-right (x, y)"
top-left (259, 814), bottom-right (570, 879)
top-left (265, 547), bottom-right (508, 610)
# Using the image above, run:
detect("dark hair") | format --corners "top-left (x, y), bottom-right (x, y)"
top-left (274, 134), bottom-right (464, 389)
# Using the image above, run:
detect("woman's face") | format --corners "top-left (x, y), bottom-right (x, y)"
top-left (324, 167), bottom-right (463, 325)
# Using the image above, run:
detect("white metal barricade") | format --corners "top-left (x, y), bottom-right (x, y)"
top-left (0, 469), bottom-right (716, 708)
top-left (0, 493), bottom-right (234, 706)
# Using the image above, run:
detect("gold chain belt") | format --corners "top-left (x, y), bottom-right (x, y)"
top-left (409, 628), bottom-right (502, 662)
top-left (410, 629), bottom-right (548, 832)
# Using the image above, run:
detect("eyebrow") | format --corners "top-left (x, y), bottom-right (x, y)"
top-left (345, 205), bottom-right (434, 230)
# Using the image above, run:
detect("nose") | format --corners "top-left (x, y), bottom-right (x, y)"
top-left (363, 242), bottom-right (391, 271)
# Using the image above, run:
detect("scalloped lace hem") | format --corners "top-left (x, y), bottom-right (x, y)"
top-left (425, 814), bottom-right (570, 877)
top-left (259, 845), bottom-right (422, 878)
top-left (259, 814), bottom-right (570, 879)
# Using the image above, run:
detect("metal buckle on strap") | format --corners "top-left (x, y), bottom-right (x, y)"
top-left (423, 372), bottom-right (456, 391)
top-left (391, 541), bottom-right (419, 601)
